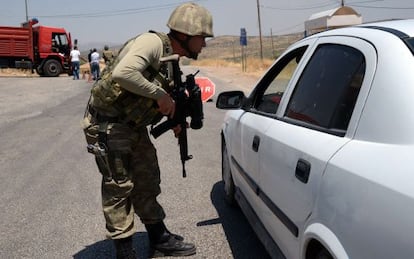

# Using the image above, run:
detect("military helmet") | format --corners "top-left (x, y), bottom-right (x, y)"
top-left (167, 2), bottom-right (213, 37)
top-left (104, 45), bottom-right (109, 50)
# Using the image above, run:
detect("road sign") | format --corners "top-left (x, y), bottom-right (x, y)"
top-left (240, 28), bottom-right (247, 46)
top-left (195, 77), bottom-right (216, 102)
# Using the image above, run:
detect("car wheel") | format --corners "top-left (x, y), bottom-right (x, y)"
top-left (35, 67), bottom-right (44, 76)
top-left (222, 139), bottom-right (236, 206)
top-left (43, 59), bottom-right (62, 77)
top-left (315, 247), bottom-right (333, 259)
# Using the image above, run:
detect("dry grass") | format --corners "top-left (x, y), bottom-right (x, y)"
top-left (0, 67), bottom-right (38, 77)
top-left (191, 57), bottom-right (274, 78)
top-left (188, 33), bottom-right (302, 77)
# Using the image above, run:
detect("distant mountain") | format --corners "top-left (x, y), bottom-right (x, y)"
top-left (77, 41), bottom-right (121, 53)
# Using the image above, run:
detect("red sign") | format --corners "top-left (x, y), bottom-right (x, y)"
top-left (195, 77), bottom-right (216, 102)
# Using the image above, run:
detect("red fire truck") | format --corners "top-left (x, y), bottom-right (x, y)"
top-left (0, 18), bottom-right (73, 77)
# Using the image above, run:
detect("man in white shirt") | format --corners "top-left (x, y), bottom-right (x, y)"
top-left (69, 46), bottom-right (81, 80)
top-left (90, 48), bottom-right (100, 80)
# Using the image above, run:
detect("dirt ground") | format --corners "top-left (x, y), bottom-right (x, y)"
top-left (201, 65), bottom-right (261, 86)
top-left (0, 68), bottom-right (40, 77)
top-left (0, 60), bottom-right (105, 78)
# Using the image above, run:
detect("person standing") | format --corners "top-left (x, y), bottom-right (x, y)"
top-left (87, 49), bottom-right (93, 81)
top-left (69, 46), bottom-right (81, 80)
top-left (82, 2), bottom-right (213, 258)
top-left (102, 45), bottom-right (114, 66)
top-left (90, 48), bottom-right (100, 80)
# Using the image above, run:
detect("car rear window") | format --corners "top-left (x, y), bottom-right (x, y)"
top-left (285, 43), bottom-right (365, 135)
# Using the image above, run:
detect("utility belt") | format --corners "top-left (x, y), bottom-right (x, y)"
top-left (88, 105), bottom-right (139, 129)
top-left (89, 106), bottom-right (118, 122)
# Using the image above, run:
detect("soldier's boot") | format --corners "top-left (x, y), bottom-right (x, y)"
top-left (145, 221), bottom-right (196, 257)
top-left (160, 221), bottom-right (184, 241)
top-left (113, 236), bottom-right (137, 259)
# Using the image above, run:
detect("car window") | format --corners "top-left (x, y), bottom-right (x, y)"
top-left (254, 46), bottom-right (307, 114)
top-left (285, 43), bottom-right (365, 135)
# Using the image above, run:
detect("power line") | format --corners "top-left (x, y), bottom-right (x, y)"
top-left (350, 4), bottom-right (414, 9)
top-left (261, 1), bottom-right (337, 11)
top-left (32, 1), bottom-right (203, 19)
top-left (262, 0), bottom-right (413, 11)
top-left (340, 0), bottom-right (414, 9)
top-left (347, 0), bottom-right (385, 4)
top-left (271, 22), bottom-right (305, 35)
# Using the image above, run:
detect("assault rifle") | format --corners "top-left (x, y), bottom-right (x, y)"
top-left (150, 54), bottom-right (203, 178)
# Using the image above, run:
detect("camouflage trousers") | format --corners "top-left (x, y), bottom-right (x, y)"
top-left (84, 121), bottom-right (166, 239)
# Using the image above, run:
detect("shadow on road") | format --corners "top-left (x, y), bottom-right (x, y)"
top-left (197, 181), bottom-right (271, 259)
top-left (74, 182), bottom-right (271, 259)
top-left (73, 232), bottom-right (149, 259)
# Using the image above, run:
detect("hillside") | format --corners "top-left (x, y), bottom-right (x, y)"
top-left (80, 33), bottom-right (304, 76)
top-left (86, 33), bottom-right (303, 62)
top-left (198, 33), bottom-right (303, 61)
top-left (189, 32), bottom-right (303, 75)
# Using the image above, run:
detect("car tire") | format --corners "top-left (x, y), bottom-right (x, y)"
top-left (35, 67), bottom-right (44, 76)
top-left (43, 59), bottom-right (62, 77)
top-left (222, 139), bottom-right (236, 206)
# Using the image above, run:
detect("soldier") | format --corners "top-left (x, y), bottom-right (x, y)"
top-left (81, 2), bottom-right (213, 259)
top-left (102, 45), bottom-right (114, 65)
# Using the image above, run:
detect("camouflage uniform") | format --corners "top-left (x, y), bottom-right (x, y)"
top-left (101, 125), bottom-right (164, 238)
top-left (83, 31), bottom-right (173, 239)
top-left (82, 2), bottom-right (213, 257)
top-left (102, 47), bottom-right (114, 65)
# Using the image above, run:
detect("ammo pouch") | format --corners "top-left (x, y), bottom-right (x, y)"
top-left (105, 137), bottom-right (132, 183)
top-left (90, 71), bottom-right (123, 112)
top-left (81, 110), bottom-right (100, 145)
top-left (91, 78), bottom-right (163, 129)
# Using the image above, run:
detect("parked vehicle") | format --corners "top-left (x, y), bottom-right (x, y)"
top-left (0, 18), bottom-right (73, 77)
top-left (216, 19), bottom-right (414, 259)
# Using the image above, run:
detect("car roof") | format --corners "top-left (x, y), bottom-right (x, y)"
top-left (302, 19), bottom-right (414, 56)
top-left (295, 19), bottom-right (414, 144)
top-left (356, 19), bottom-right (414, 37)
top-left (309, 19), bottom-right (414, 39)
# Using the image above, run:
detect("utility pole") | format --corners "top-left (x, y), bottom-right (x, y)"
top-left (270, 28), bottom-right (274, 58)
top-left (256, 0), bottom-right (263, 60)
top-left (25, 0), bottom-right (29, 21)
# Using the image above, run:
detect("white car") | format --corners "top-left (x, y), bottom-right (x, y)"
top-left (216, 19), bottom-right (414, 259)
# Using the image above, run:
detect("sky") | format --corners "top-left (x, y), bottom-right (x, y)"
top-left (1, 0), bottom-right (414, 49)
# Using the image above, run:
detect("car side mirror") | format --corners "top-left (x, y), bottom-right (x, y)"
top-left (216, 91), bottom-right (246, 109)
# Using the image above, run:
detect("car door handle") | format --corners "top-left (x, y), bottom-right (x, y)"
top-left (252, 135), bottom-right (260, 152)
top-left (295, 159), bottom-right (311, 183)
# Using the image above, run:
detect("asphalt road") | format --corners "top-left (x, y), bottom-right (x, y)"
top-left (0, 68), bottom-right (270, 259)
